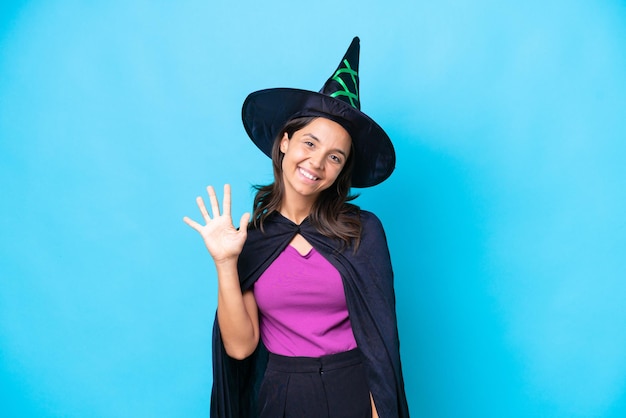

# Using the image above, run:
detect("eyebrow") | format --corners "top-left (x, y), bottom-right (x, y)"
top-left (302, 133), bottom-right (349, 158)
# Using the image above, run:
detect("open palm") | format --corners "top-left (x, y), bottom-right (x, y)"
top-left (183, 184), bottom-right (250, 264)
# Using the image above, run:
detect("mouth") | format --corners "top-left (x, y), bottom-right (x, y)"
top-left (298, 167), bottom-right (320, 181)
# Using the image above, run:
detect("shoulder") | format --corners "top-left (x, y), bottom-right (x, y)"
top-left (358, 209), bottom-right (381, 225)
top-left (352, 210), bottom-right (390, 253)
top-left (348, 210), bottom-right (394, 279)
top-left (358, 210), bottom-right (386, 234)
top-left (340, 204), bottom-right (382, 227)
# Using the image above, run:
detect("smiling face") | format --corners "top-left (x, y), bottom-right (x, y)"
top-left (279, 117), bottom-right (352, 208)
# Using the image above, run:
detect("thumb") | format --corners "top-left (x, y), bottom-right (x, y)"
top-left (238, 212), bottom-right (251, 235)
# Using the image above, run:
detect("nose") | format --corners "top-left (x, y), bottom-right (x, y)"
top-left (308, 152), bottom-right (324, 169)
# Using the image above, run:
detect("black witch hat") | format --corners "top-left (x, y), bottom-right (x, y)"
top-left (242, 37), bottom-right (395, 188)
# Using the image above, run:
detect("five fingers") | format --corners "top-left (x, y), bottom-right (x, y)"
top-left (183, 184), bottom-right (246, 232)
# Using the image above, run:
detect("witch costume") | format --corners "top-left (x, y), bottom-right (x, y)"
top-left (210, 37), bottom-right (410, 418)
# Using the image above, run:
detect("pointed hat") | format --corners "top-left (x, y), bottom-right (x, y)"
top-left (242, 37), bottom-right (395, 188)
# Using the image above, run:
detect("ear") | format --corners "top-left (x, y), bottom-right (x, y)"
top-left (280, 132), bottom-right (290, 153)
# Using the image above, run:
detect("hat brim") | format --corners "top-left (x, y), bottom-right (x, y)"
top-left (242, 88), bottom-right (395, 188)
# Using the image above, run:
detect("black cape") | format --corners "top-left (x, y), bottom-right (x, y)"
top-left (210, 210), bottom-right (410, 417)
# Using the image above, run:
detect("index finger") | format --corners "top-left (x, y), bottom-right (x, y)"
top-left (222, 184), bottom-right (232, 217)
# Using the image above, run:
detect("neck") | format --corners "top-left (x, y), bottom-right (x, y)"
top-left (279, 195), bottom-right (315, 225)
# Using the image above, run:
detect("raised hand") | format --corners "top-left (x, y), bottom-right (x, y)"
top-left (183, 184), bottom-right (251, 265)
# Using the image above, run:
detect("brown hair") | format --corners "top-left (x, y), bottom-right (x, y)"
top-left (252, 116), bottom-right (362, 248)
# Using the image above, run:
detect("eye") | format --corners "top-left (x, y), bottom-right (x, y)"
top-left (329, 154), bottom-right (342, 164)
top-left (303, 141), bottom-right (314, 147)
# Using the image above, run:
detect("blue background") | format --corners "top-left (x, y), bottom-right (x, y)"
top-left (2, 1), bottom-right (625, 417)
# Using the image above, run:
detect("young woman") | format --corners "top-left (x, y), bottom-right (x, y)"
top-left (184, 37), bottom-right (410, 418)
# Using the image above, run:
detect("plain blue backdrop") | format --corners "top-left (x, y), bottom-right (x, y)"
top-left (1, 1), bottom-right (626, 417)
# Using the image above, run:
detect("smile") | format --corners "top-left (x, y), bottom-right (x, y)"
top-left (298, 167), bottom-right (319, 181)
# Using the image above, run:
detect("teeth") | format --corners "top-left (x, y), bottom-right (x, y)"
top-left (299, 168), bottom-right (318, 181)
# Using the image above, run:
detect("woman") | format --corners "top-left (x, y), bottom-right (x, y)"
top-left (184, 37), bottom-right (410, 418)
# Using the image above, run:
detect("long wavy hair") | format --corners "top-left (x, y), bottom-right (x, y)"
top-left (252, 116), bottom-right (362, 248)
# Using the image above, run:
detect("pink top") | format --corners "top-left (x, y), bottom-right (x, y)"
top-left (253, 245), bottom-right (358, 357)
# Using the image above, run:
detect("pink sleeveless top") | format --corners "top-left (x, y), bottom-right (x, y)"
top-left (253, 245), bottom-right (358, 357)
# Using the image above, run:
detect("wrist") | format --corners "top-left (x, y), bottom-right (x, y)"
top-left (213, 257), bottom-right (239, 277)
top-left (213, 255), bottom-right (238, 267)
